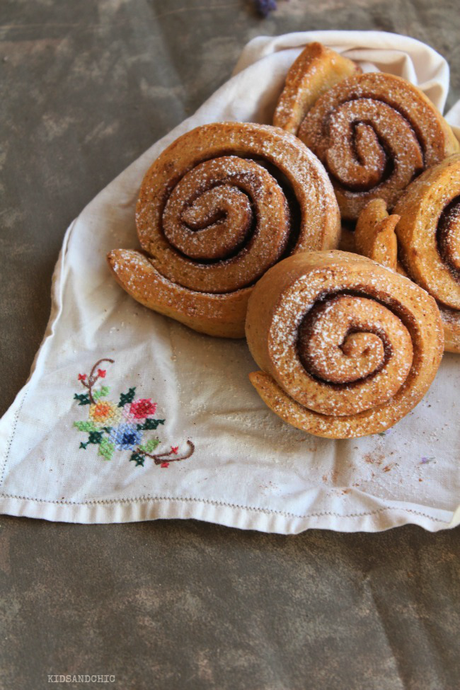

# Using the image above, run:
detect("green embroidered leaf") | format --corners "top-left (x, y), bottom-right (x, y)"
top-left (79, 442), bottom-right (89, 450)
top-left (74, 421), bottom-right (97, 432)
top-left (102, 426), bottom-right (113, 433)
top-left (88, 431), bottom-right (104, 445)
top-left (137, 418), bottom-right (165, 431)
top-left (98, 438), bottom-right (115, 461)
top-left (74, 393), bottom-right (91, 406)
top-left (130, 452), bottom-right (145, 467)
top-left (93, 386), bottom-right (110, 401)
top-left (118, 387), bottom-right (136, 408)
top-left (140, 438), bottom-right (160, 453)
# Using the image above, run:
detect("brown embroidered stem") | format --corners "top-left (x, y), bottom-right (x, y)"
top-left (89, 358), bottom-right (115, 385)
top-left (80, 358), bottom-right (115, 404)
top-left (79, 379), bottom-right (92, 393)
top-left (138, 440), bottom-right (195, 465)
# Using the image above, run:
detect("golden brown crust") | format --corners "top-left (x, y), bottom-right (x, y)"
top-left (392, 153), bottom-right (460, 352)
top-left (440, 306), bottom-right (460, 353)
top-left (107, 250), bottom-right (250, 338)
top-left (355, 199), bottom-right (399, 271)
top-left (108, 122), bottom-right (341, 338)
top-left (273, 42), bottom-right (360, 136)
top-left (298, 72), bottom-right (459, 221)
top-left (246, 251), bottom-right (444, 438)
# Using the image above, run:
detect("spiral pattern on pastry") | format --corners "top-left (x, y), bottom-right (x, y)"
top-left (108, 122), bottom-right (341, 338)
top-left (393, 153), bottom-right (460, 352)
top-left (246, 251), bottom-right (444, 438)
top-left (298, 72), bottom-right (459, 221)
top-left (273, 42), bottom-right (360, 136)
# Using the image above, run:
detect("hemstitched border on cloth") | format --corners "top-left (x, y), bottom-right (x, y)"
top-left (0, 384), bottom-right (452, 527)
top-left (0, 491), bottom-right (449, 523)
top-left (0, 387), bottom-right (29, 488)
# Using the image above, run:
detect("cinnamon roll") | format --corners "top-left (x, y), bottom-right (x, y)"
top-left (246, 251), bottom-right (444, 438)
top-left (280, 63), bottom-right (458, 221)
top-left (108, 122), bottom-right (341, 338)
top-left (393, 153), bottom-right (460, 353)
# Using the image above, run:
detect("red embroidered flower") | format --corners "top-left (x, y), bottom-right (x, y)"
top-left (129, 398), bottom-right (157, 419)
top-left (97, 369), bottom-right (106, 378)
top-left (161, 462), bottom-right (170, 468)
top-left (78, 374), bottom-right (86, 381)
top-left (170, 446), bottom-right (178, 455)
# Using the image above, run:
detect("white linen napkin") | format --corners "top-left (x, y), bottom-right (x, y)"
top-left (1, 30), bottom-right (459, 533)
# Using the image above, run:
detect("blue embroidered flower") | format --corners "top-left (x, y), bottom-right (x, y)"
top-left (109, 423), bottom-right (143, 451)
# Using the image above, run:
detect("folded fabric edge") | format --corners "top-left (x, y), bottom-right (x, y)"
top-left (0, 220), bottom-right (76, 487)
top-left (239, 29), bottom-right (451, 60)
top-left (0, 494), bottom-right (453, 534)
top-left (233, 31), bottom-right (450, 101)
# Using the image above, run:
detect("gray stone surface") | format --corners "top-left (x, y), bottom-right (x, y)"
top-left (1, 1), bottom-right (460, 688)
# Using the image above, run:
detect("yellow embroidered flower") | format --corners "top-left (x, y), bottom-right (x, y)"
top-left (89, 401), bottom-right (121, 427)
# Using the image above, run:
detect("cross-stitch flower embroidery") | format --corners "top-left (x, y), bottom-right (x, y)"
top-left (89, 400), bottom-right (121, 427)
top-left (129, 399), bottom-right (157, 419)
top-left (122, 398), bottom-right (157, 424)
top-left (73, 358), bottom-right (195, 467)
top-left (109, 423), bottom-right (143, 451)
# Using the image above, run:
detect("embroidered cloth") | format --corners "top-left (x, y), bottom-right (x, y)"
top-left (1, 31), bottom-right (460, 532)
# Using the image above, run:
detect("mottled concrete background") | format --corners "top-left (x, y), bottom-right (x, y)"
top-left (1, 1), bottom-right (460, 688)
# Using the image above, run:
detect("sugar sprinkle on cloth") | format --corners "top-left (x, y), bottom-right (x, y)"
top-left (1, 31), bottom-right (460, 531)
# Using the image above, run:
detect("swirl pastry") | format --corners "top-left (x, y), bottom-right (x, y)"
top-left (108, 122), bottom-right (341, 338)
top-left (392, 154), bottom-right (460, 353)
top-left (355, 199), bottom-right (402, 273)
top-left (278, 61), bottom-right (458, 221)
top-left (273, 42), bottom-right (360, 136)
top-left (246, 251), bottom-right (444, 439)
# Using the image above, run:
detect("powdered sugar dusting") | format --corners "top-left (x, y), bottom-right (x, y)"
top-left (248, 251), bottom-right (444, 438)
